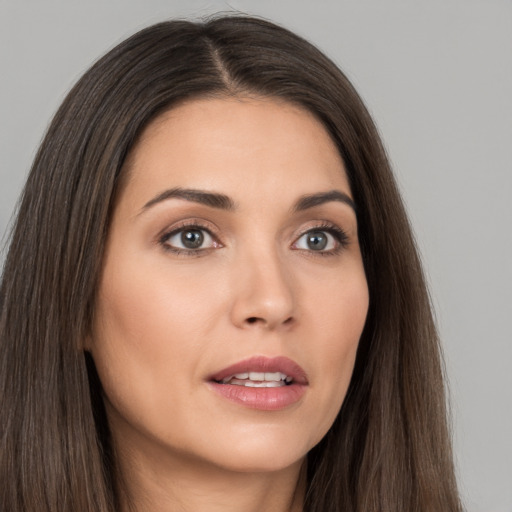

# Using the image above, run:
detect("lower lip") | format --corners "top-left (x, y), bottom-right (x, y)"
top-left (208, 382), bottom-right (306, 411)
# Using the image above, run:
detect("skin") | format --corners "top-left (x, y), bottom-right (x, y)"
top-left (89, 96), bottom-right (369, 512)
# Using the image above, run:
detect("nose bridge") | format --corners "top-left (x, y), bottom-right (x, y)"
top-left (230, 239), bottom-right (296, 330)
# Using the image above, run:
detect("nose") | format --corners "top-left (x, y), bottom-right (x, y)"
top-left (229, 247), bottom-right (296, 331)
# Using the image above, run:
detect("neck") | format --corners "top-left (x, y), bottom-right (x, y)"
top-left (114, 438), bottom-right (306, 512)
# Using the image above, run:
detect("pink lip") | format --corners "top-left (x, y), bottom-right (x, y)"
top-left (207, 356), bottom-right (308, 411)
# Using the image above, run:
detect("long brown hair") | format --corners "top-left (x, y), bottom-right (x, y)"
top-left (0, 16), bottom-right (462, 511)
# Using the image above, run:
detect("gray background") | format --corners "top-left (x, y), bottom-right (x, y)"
top-left (1, 1), bottom-right (511, 510)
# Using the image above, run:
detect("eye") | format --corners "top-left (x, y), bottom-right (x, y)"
top-left (295, 230), bottom-right (336, 251)
top-left (160, 226), bottom-right (219, 252)
top-left (292, 225), bottom-right (348, 254)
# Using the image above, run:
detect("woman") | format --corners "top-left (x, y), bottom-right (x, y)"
top-left (0, 15), bottom-right (462, 512)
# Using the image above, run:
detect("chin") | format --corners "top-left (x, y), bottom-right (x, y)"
top-left (190, 425), bottom-right (317, 474)
top-left (212, 449), bottom-right (306, 474)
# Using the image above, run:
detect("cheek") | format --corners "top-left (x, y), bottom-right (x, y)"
top-left (89, 257), bottom-right (218, 415)
top-left (306, 262), bottom-right (369, 352)
top-left (94, 256), bottom-right (218, 351)
top-left (303, 268), bottom-right (368, 432)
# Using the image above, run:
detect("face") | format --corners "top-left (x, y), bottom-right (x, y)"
top-left (90, 97), bottom-right (369, 475)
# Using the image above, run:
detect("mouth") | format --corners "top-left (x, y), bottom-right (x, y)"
top-left (218, 371), bottom-right (293, 387)
top-left (207, 356), bottom-right (308, 411)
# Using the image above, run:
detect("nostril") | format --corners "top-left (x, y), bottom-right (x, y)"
top-left (244, 316), bottom-right (294, 327)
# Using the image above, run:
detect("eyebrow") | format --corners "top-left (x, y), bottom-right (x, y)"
top-left (140, 187), bottom-right (236, 213)
top-left (140, 187), bottom-right (355, 215)
top-left (293, 190), bottom-right (356, 213)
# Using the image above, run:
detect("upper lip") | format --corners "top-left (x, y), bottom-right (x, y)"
top-left (208, 356), bottom-right (309, 385)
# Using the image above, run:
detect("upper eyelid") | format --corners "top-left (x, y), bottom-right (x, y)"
top-left (163, 225), bottom-right (215, 241)
top-left (158, 219), bottom-right (220, 240)
top-left (293, 221), bottom-right (349, 238)
top-left (299, 227), bottom-right (346, 240)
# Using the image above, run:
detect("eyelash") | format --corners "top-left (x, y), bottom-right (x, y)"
top-left (158, 220), bottom-right (220, 257)
top-left (293, 222), bottom-right (349, 257)
top-left (158, 221), bottom-right (349, 257)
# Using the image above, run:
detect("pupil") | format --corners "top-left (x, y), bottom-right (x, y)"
top-left (181, 230), bottom-right (203, 249)
top-left (307, 231), bottom-right (327, 251)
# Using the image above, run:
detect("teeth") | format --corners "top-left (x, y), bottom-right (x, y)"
top-left (239, 380), bottom-right (284, 388)
top-left (263, 381), bottom-right (283, 387)
top-left (219, 371), bottom-right (292, 385)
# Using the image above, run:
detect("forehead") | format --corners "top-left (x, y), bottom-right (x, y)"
top-left (121, 96), bottom-right (351, 209)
